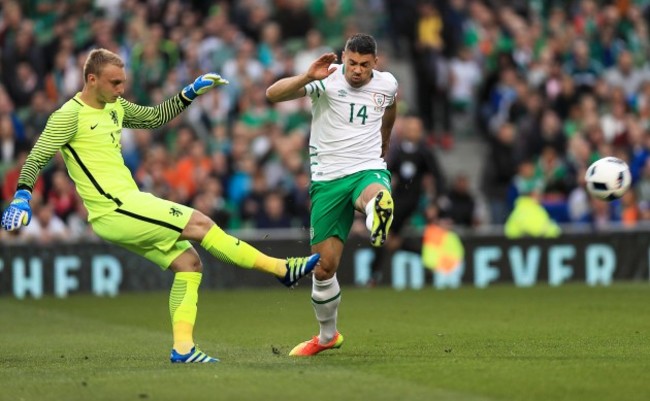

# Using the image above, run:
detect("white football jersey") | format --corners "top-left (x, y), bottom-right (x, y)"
top-left (304, 65), bottom-right (398, 181)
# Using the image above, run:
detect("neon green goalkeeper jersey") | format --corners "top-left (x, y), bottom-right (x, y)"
top-left (18, 93), bottom-right (189, 221)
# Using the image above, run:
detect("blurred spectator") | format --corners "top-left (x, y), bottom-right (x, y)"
top-left (0, 113), bottom-right (29, 171)
top-left (208, 124), bottom-right (231, 154)
top-left (257, 21), bottom-right (283, 74)
top-left (412, 0), bottom-right (452, 147)
top-left (567, 165), bottom-right (591, 223)
top-left (286, 168), bottom-right (311, 228)
top-left (2, 21), bottom-right (45, 108)
top-left (536, 146), bottom-right (570, 197)
top-left (504, 192), bottom-right (561, 239)
top-left (310, 0), bottom-right (354, 50)
top-left (130, 37), bottom-right (170, 104)
top-left (228, 152), bottom-right (256, 205)
top-left (294, 29), bottom-right (333, 74)
top-left (369, 114), bottom-right (445, 285)
top-left (169, 140), bottom-right (212, 203)
top-left (0, 1), bottom-right (24, 48)
top-left (635, 157), bottom-right (650, 204)
top-left (486, 66), bottom-right (519, 134)
top-left (627, 119), bottom-right (649, 182)
top-left (199, 18), bottom-right (240, 75)
top-left (238, 84), bottom-right (278, 129)
top-left (2, 149), bottom-right (44, 205)
top-left (67, 198), bottom-right (97, 242)
top-left (18, 201), bottom-right (69, 244)
top-left (47, 170), bottom-right (79, 222)
top-left (256, 189), bottom-right (292, 229)
top-left (232, 0), bottom-right (271, 43)
top-left (511, 159), bottom-right (545, 202)
top-left (551, 71), bottom-right (580, 121)
top-left (240, 171), bottom-right (268, 227)
top-left (22, 91), bottom-right (54, 142)
top-left (505, 160), bottom-right (561, 239)
top-left (448, 46), bottom-right (481, 115)
top-left (442, 173), bottom-right (477, 228)
top-left (222, 38), bottom-right (265, 104)
top-left (536, 146), bottom-right (572, 223)
top-left (620, 190), bottom-right (640, 227)
top-left (136, 144), bottom-right (174, 199)
top-left (420, 202), bottom-right (464, 276)
top-left (536, 109), bottom-right (567, 157)
top-left (604, 50), bottom-right (647, 100)
top-left (600, 91), bottom-right (630, 146)
top-left (272, 0), bottom-right (313, 43)
top-left (590, 197), bottom-right (621, 231)
top-left (191, 175), bottom-right (231, 229)
top-left (563, 39), bottom-right (603, 96)
top-left (385, 0), bottom-right (418, 57)
top-left (44, 45), bottom-right (82, 104)
top-left (481, 123), bottom-right (518, 224)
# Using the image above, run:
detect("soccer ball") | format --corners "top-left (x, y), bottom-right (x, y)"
top-left (585, 157), bottom-right (631, 201)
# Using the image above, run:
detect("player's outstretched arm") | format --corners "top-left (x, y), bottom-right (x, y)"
top-left (1, 190), bottom-right (32, 231)
top-left (122, 73), bottom-right (229, 129)
top-left (266, 53), bottom-right (338, 103)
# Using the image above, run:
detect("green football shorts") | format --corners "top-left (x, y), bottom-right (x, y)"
top-left (91, 191), bottom-right (194, 269)
top-left (309, 169), bottom-right (391, 245)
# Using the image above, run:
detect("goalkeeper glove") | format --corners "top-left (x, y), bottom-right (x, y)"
top-left (1, 189), bottom-right (32, 231)
top-left (181, 73), bottom-right (229, 101)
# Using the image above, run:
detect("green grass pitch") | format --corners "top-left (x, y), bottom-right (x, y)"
top-left (1, 284), bottom-right (649, 401)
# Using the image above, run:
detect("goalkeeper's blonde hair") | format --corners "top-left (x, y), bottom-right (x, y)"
top-left (83, 48), bottom-right (124, 83)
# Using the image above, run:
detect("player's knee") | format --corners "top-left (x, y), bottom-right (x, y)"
top-left (314, 257), bottom-right (338, 280)
top-left (170, 248), bottom-right (203, 273)
top-left (186, 253), bottom-right (203, 272)
top-left (183, 210), bottom-right (216, 240)
top-left (192, 211), bottom-right (214, 231)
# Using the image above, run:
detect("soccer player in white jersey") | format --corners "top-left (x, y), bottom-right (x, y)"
top-left (266, 33), bottom-right (397, 356)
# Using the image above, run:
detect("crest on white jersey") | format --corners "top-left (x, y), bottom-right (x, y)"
top-left (373, 93), bottom-right (386, 107)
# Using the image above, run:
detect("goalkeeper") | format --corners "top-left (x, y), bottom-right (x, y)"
top-left (1, 48), bottom-right (319, 363)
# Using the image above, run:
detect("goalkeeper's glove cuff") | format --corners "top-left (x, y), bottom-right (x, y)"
top-left (14, 189), bottom-right (32, 202)
top-left (181, 87), bottom-right (197, 102)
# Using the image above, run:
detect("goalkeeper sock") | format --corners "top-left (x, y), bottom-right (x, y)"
top-left (200, 225), bottom-right (284, 276)
top-left (311, 275), bottom-right (341, 344)
top-left (170, 272), bottom-right (202, 354)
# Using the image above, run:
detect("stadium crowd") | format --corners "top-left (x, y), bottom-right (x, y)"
top-left (2, 0), bottom-right (650, 244)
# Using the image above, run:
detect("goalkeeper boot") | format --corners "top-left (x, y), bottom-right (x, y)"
top-left (370, 190), bottom-right (394, 247)
top-left (289, 332), bottom-right (344, 356)
top-left (278, 253), bottom-right (320, 287)
top-left (170, 345), bottom-right (219, 363)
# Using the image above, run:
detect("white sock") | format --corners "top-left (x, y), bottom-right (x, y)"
top-left (365, 198), bottom-right (375, 231)
top-left (311, 275), bottom-right (341, 344)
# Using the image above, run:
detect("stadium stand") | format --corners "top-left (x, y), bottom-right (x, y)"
top-left (2, 0), bottom-right (650, 245)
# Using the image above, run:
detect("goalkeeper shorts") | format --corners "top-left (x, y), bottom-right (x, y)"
top-left (91, 191), bottom-right (194, 269)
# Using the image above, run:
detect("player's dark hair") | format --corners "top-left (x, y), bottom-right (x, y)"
top-left (83, 48), bottom-right (124, 82)
top-left (345, 33), bottom-right (377, 56)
